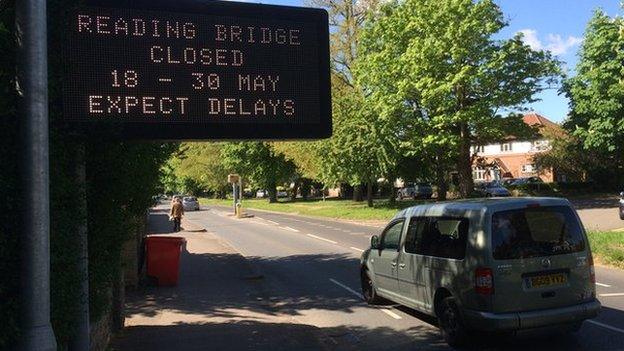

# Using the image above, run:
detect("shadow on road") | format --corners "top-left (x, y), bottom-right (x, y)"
top-left (120, 248), bottom-right (624, 350)
top-left (148, 211), bottom-right (173, 234)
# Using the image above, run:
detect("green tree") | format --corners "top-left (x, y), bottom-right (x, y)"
top-left (175, 143), bottom-right (231, 197)
top-left (221, 142), bottom-right (296, 203)
top-left (563, 9), bottom-right (624, 188)
top-left (357, 0), bottom-right (560, 197)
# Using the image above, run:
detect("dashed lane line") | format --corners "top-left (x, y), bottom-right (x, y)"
top-left (282, 226), bottom-right (300, 232)
top-left (380, 308), bottom-right (402, 320)
top-left (587, 320), bottom-right (624, 335)
top-left (350, 247), bottom-right (365, 253)
top-left (306, 234), bottom-right (338, 244)
top-left (596, 282), bottom-right (612, 288)
top-left (329, 278), bottom-right (403, 320)
top-left (265, 219), bottom-right (279, 225)
top-left (329, 278), bottom-right (362, 299)
top-left (598, 293), bottom-right (624, 297)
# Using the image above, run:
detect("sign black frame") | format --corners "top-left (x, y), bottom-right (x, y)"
top-left (61, 0), bottom-right (331, 140)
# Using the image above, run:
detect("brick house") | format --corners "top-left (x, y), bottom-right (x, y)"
top-left (471, 113), bottom-right (562, 183)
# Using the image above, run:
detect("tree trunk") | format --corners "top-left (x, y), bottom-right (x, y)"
top-left (291, 180), bottom-right (299, 201)
top-left (268, 182), bottom-right (277, 203)
top-left (366, 181), bottom-right (374, 207)
top-left (458, 123), bottom-right (474, 198)
top-left (301, 178), bottom-right (311, 199)
top-left (353, 183), bottom-right (364, 202)
top-left (435, 156), bottom-right (448, 201)
top-left (387, 174), bottom-right (396, 205)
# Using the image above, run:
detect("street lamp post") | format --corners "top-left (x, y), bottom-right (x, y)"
top-left (16, 0), bottom-right (57, 349)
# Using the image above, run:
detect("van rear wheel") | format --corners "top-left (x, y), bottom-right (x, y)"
top-left (437, 297), bottom-right (470, 347)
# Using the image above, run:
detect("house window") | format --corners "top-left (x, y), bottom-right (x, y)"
top-left (521, 164), bottom-right (535, 173)
top-left (473, 168), bottom-right (486, 181)
top-left (474, 145), bottom-right (485, 153)
top-left (500, 143), bottom-right (512, 152)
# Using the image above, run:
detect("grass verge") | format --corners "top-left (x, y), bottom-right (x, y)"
top-left (587, 231), bottom-right (624, 269)
top-left (199, 197), bottom-right (429, 221)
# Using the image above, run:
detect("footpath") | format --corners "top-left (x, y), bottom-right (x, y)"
top-left (111, 208), bottom-right (327, 351)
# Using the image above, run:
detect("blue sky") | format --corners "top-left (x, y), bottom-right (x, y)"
top-left (242, 0), bottom-right (621, 122)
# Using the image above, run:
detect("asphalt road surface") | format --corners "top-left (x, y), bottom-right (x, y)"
top-left (185, 205), bottom-right (624, 351)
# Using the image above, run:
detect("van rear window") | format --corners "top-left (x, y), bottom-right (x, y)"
top-left (491, 206), bottom-right (585, 260)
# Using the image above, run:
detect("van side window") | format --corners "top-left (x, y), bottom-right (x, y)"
top-left (404, 217), bottom-right (427, 254)
top-left (411, 217), bottom-right (468, 259)
top-left (381, 220), bottom-right (404, 251)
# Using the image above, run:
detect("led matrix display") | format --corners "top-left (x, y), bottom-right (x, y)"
top-left (62, 0), bottom-right (331, 139)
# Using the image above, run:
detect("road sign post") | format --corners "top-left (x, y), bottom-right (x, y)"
top-left (16, 0), bottom-right (57, 349)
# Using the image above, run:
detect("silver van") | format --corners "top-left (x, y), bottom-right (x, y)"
top-left (360, 197), bottom-right (600, 347)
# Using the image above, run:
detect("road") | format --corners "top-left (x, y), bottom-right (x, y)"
top-left (185, 205), bottom-right (624, 350)
top-left (571, 196), bottom-right (623, 231)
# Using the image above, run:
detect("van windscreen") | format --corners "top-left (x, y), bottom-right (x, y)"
top-left (491, 206), bottom-right (585, 260)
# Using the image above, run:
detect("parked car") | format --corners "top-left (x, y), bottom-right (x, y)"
top-left (360, 198), bottom-right (600, 347)
top-left (510, 176), bottom-right (543, 186)
top-left (397, 182), bottom-right (433, 199)
top-left (256, 190), bottom-right (268, 198)
top-left (474, 181), bottom-right (511, 197)
top-left (277, 190), bottom-right (289, 198)
top-left (502, 178), bottom-right (517, 187)
top-left (182, 196), bottom-right (200, 211)
top-left (619, 191), bottom-right (624, 220)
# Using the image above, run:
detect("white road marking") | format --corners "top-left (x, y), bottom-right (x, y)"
top-left (306, 234), bottom-right (338, 244)
top-left (598, 293), bottom-right (624, 297)
top-left (350, 247), bottom-right (365, 252)
top-left (265, 220), bottom-right (279, 225)
top-left (329, 278), bottom-right (403, 320)
top-left (329, 278), bottom-right (362, 299)
top-left (351, 232), bottom-right (366, 235)
top-left (596, 282), bottom-right (612, 288)
top-left (587, 320), bottom-right (624, 334)
top-left (282, 226), bottom-right (300, 232)
top-left (380, 308), bottom-right (402, 320)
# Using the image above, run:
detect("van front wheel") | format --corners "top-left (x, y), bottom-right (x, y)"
top-left (361, 269), bottom-right (382, 305)
top-left (437, 297), bottom-right (470, 347)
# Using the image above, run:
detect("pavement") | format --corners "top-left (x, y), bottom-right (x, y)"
top-left (113, 203), bottom-right (624, 351)
top-left (111, 208), bottom-right (329, 351)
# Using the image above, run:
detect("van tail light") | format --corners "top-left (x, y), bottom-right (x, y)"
top-left (475, 267), bottom-right (494, 295)
top-left (589, 254), bottom-right (596, 284)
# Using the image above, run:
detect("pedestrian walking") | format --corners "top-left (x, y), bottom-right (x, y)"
top-left (170, 198), bottom-right (184, 232)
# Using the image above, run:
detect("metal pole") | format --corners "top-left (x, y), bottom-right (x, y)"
top-left (16, 0), bottom-right (57, 349)
top-left (232, 183), bottom-right (236, 215)
top-left (69, 144), bottom-right (89, 351)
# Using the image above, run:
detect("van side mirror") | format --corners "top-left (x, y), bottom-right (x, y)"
top-left (620, 191), bottom-right (624, 198)
top-left (370, 235), bottom-right (380, 250)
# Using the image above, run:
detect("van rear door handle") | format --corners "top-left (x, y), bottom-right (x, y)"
top-left (391, 261), bottom-right (397, 267)
top-left (399, 263), bottom-right (406, 269)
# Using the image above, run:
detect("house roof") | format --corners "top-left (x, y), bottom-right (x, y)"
top-left (522, 112), bottom-right (560, 129)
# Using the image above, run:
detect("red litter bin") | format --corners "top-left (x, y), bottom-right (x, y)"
top-left (145, 236), bottom-right (186, 286)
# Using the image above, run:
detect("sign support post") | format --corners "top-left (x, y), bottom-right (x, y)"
top-left (16, 0), bottom-right (57, 349)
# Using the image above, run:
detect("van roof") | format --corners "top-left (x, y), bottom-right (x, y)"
top-left (396, 197), bottom-right (572, 219)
